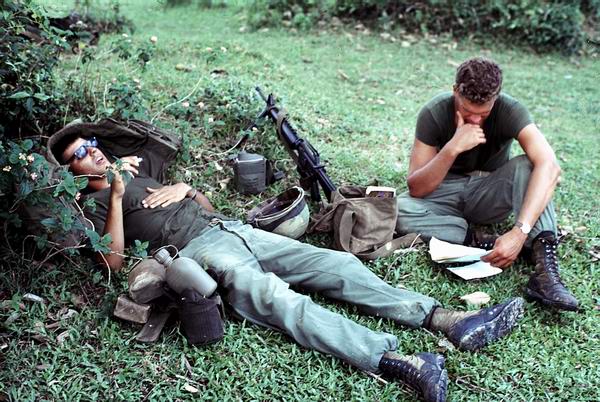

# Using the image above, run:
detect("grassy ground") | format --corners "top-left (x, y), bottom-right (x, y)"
top-left (1, 1), bottom-right (599, 401)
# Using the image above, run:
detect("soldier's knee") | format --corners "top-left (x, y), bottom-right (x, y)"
top-left (397, 196), bottom-right (429, 216)
top-left (505, 155), bottom-right (533, 185)
top-left (510, 155), bottom-right (533, 173)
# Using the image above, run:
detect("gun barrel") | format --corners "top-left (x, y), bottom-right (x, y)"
top-left (279, 119), bottom-right (336, 201)
top-left (255, 87), bottom-right (337, 202)
top-left (255, 86), bottom-right (268, 102)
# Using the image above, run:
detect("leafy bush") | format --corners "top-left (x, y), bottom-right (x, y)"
top-left (0, 0), bottom-right (146, 276)
top-left (0, 1), bottom-right (135, 139)
top-left (0, 139), bottom-right (93, 253)
top-left (245, 0), bottom-right (598, 54)
top-left (0, 1), bottom-right (67, 138)
top-left (101, 76), bottom-right (150, 120)
top-left (164, 77), bottom-right (287, 167)
top-left (246, 0), bottom-right (334, 30)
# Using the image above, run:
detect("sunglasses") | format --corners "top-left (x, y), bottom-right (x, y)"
top-left (67, 137), bottom-right (98, 163)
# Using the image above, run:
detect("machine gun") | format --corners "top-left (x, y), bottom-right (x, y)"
top-left (255, 87), bottom-right (336, 202)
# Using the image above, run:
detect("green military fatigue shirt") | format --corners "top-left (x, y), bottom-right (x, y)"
top-left (84, 176), bottom-right (225, 251)
top-left (415, 92), bottom-right (533, 174)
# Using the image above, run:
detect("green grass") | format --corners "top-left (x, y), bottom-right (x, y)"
top-left (1, 1), bottom-right (599, 400)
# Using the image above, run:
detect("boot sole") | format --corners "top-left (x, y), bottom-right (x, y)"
top-left (458, 297), bottom-right (525, 351)
top-left (524, 288), bottom-right (579, 312)
top-left (396, 355), bottom-right (447, 402)
top-left (436, 369), bottom-right (448, 402)
top-left (419, 365), bottom-right (448, 402)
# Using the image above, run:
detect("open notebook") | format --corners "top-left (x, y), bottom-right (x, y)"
top-left (429, 237), bottom-right (502, 280)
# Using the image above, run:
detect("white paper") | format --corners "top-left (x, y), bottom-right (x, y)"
top-left (459, 291), bottom-right (491, 306)
top-left (446, 261), bottom-right (503, 280)
top-left (429, 237), bottom-right (489, 262)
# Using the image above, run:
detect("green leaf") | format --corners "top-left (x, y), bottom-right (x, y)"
top-left (41, 217), bottom-right (57, 229)
top-left (85, 228), bottom-right (100, 243)
top-left (121, 170), bottom-right (133, 185)
top-left (59, 208), bottom-right (74, 231)
top-left (17, 181), bottom-right (33, 198)
top-left (83, 197), bottom-right (97, 212)
top-left (86, 229), bottom-right (112, 254)
top-left (36, 234), bottom-right (48, 249)
top-left (24, 97), bottom-right (34, 113)
top-left (131, 239), bottom-right (149, 258)
top-left (91, 271), bottom-right (103, 284)
top-left (21, 139), bottom-right (33, 151)
top-left (33, 93), bottom-right (50, 101)
top-left (8, 91), bottom-right (31, 99)
top-left (74, 176), bottom-right (89, 190)
top-left (54, 172), bottom-right (78, 197)
top-left (105, 169), bottom-right (115, 184)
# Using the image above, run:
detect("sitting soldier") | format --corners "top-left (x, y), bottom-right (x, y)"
top-left (396, 57), bottom-right (578, 312)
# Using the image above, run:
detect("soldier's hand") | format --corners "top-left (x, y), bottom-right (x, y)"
top-left (481, 227), bottom-right (527, 268)
top-left (448, 111), bottom-right (486, 154)
top-left (143, 182), bottom-right (192, 208)
top-left (109, 156), bottom-right (141, 198)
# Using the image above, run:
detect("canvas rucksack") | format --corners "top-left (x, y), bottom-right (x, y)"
top-left (309, 185), bottom-right (421, 260)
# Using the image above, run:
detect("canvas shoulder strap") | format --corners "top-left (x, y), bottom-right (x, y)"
top-left (354, 233), bottom-right (422, 260)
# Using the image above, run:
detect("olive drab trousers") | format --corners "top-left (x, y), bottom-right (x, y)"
top-left (396, 155), bottom-right (558, 247)
top-left (180, 220), bottom-right (440, 373)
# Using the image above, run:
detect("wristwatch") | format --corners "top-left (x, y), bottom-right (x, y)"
top-left (515, 221), bottom-right (531, 235)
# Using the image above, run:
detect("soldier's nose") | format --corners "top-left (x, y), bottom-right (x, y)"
top-left (469, 116), bottom-right (482, 125)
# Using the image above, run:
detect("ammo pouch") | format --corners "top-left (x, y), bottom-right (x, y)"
top-left (178, 288), bottom-right (224, 346)
top-left (309, 185), bottom-right (421, 260)
top-left (230, 151), bottom-right (283, 195)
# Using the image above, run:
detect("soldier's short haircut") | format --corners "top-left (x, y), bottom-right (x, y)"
top-left (455, 57), bottom-right (503, 104)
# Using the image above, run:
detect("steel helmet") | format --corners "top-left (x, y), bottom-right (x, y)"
top-left (247, 186), bottom-right (309, 239)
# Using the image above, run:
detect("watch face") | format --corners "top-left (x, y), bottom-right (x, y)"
top-left (517, 221), bottom-right (531, 234)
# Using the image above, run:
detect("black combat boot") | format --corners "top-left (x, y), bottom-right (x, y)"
top-left (425, 298), bottom-right (525, 351)
top-left (379, 352), bottom-right (447, 402)
top-left (525, 231), bottom-right (579, 311)
top-left (464, 229), bottom-right (497, 250)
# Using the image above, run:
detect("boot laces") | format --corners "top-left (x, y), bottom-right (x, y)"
top-left (475, 240), bottom-right (494, 249)
top-left (541, 239), bottom-right (563, 284)
top-left (472, 233), bottom-right (496, 250)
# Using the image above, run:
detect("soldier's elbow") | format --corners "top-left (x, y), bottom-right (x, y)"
top-left (407, 179), bottom-right (429, 198)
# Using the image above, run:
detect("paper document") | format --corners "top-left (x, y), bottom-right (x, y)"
top-left (429, 237), bottom-right (489, 263)
top-left (447, 261), bottom-right (503, 280)
top-left (429, 237), bottom-right (502, 280)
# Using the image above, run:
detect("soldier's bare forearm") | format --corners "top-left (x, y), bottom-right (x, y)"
top-left (408, 145), bottom-right (458, 198)
top-left (100, 192), bottom-right (126, 272)
top-left (517, 160), bottom-right (560, 230)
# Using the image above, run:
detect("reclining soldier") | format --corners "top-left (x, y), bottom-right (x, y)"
top-left (396, 57), bottom-right (578, 312)
top-left (53, 133), bottom-right (526, 402)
